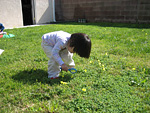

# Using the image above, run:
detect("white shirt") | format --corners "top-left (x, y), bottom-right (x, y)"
top-left (42, 31), bottom-right (71, 65)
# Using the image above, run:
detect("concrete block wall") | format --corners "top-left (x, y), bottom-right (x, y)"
top-left (55, 0), bottom-right (150, 23)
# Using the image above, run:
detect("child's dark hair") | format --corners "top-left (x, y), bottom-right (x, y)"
top-left (68, 33), bottom-right (91, 58)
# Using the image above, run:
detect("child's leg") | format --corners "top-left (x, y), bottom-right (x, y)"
top-left (60, 49), bottom-right (75, 68)
top-left (48, 56), bottom-right (60, 78)
top-left (41, 42), bottom-right (60, 78)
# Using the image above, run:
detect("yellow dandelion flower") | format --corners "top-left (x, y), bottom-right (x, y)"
top-left (82, 88), bottom-right (86, 92)
top-left (84, 69), bottom-right (87, 72)
top-left (60, 81), bottom-right (68, 85)
top-left (103, 67), bottom-right (106, 71)
top-left (98, 60), bottom-right (101, 66)
top-left (102, 65), bottom-right (105, 71)
top-left (143, 68), bottom-right (145, 72)
top-left (90, 61), bottom-right (93, 64)
top-left (99, 62), bottom-right (101, 65)
top-left (105, 53), bottom-right (108, 55)
top-left (132, 68), bottom-right (136, 70)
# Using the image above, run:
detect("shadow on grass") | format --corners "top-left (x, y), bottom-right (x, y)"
top-left (12, 69), bottom-right (73, 85)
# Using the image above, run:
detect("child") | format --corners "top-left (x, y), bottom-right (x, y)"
top-left (41, 31), bottom-right (91, 79)
top-left (0, 23), bottom-right (5, 34)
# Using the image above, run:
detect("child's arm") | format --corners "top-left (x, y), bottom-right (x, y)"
top-left (52, 41), bottom-right (64, 64)
top-left (51, 41), bottom-right (69, 72)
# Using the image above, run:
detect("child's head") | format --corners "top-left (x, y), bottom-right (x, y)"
top-left (68, 33), bottom-right (91, 58)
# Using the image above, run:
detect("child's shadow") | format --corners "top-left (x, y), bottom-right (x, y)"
top-left (12, 69), bottom-right (73, 85)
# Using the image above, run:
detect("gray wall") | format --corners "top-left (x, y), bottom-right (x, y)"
top-left (35, 0), bottom-right (55, 24)
top-left (55, 0), bottom-right (150, 23)
top-left (0, 0), bottom-right (23, 28)
top-left (0, 0), bottom-right (55, 29)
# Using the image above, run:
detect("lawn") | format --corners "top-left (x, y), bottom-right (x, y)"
top-left (0, 23), bottom-right (150, 113)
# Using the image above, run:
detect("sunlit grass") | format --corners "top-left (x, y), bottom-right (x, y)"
top-left (0, 22), bottom-right (150, 112)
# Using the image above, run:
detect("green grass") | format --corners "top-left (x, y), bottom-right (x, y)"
top-left (0, 22), bottom-right (150, 113)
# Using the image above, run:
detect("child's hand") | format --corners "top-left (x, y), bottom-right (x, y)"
top-left (61, 64), bottom-right (68, 72)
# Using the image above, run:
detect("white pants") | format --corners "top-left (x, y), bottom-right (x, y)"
top-left (41, 41), bottom-right (75, 78)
